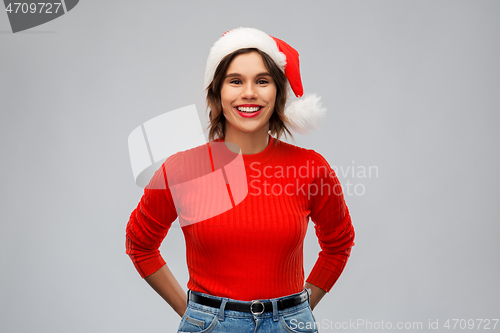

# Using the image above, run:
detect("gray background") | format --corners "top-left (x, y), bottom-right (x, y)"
top-left (1, 1), bottom-right (499, 332)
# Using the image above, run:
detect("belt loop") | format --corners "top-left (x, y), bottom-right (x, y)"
top-left (272, 299), bottom-right (278, 322)
top-left (187, 290), bottom-right (191, 306)
top-left (218, 298), bottom-right (228, 321)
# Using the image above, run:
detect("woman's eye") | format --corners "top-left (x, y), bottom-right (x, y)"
top-left (257, 79), bottom-right (269, 84)
top-left (229, 79), bottom-right (241, 84)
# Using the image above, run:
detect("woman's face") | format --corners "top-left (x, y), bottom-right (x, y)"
top-left (220, 51), bottom-right (277, 138)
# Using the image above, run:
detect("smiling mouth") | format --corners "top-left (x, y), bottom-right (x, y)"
top-left (236, 106), bottom-right (262, 113)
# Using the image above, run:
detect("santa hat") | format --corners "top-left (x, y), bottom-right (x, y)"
top-left (204, 27), bottom-right (326, 134)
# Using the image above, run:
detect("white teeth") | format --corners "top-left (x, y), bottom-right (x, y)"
top-left (237, 106), bottom-right (261, 112)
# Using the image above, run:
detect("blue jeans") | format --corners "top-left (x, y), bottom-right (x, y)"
top-left (177, 289), bottom-right (319, 333)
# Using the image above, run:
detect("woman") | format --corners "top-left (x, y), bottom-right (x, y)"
top-left (126, 27), bottom-right (355, 332)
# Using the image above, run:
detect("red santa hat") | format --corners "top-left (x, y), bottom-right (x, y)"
top-left (204, 27), bottom-right (326, 134)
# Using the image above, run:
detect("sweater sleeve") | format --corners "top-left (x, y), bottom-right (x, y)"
top-left (125, 163), bottom-right (179, 278)
top-left (305, 150), bottom-right (355, 292)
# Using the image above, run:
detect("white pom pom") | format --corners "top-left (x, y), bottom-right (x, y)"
top-left (284, 94), bottom-right (327, 134)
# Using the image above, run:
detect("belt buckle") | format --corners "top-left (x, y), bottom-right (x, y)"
top-left (250, 300), bottom-right (265, 315)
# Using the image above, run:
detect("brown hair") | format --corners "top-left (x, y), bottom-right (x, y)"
top-left (205, 48), bottom-right (293, 145)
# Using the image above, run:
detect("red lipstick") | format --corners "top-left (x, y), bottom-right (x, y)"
top-left (234, 104), bottom-right (263, 118)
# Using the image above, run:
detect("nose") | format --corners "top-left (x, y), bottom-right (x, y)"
top-left (241, 83), bottom-right (257, 99)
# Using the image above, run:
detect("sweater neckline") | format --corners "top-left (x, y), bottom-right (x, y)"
top-left (210, 134), bottom-right (277, 167)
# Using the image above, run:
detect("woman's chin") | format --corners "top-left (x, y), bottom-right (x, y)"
top-left (232, 123), bottom-right (270, 135)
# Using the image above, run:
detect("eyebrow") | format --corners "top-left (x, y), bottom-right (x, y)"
top-left (225, 72), bottom-right (272, 78)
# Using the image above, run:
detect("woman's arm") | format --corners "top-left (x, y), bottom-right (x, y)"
top-left (304, 282), bottom-right (327, 311)
top-left (126, 162), bottom-right (184, 315)
top-left (305, 150), bottom-right (355, 300)
top-left (144, 264), bottom-right (187, 317)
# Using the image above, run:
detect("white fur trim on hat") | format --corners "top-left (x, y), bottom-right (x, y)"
top-left (204, 27), bottom-right (286, 90)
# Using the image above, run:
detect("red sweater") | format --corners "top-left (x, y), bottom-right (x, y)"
top-left (126, 134), bottom-right (355, 301)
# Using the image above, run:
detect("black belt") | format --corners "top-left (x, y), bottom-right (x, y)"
top-left (188, 289), bottom-right (309, 315)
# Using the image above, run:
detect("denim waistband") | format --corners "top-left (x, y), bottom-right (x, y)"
top-left (186, 288), bottom-right (311, 320)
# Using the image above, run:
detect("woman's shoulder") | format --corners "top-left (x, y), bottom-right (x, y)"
top-left (275, 137), bottom-right (309, 155)
top-left (163, 141), bottom-right (211, 163)
top-left (162, 141), bottom-right (214, 182)
top-left (275, 137), bottom-right (329, 162)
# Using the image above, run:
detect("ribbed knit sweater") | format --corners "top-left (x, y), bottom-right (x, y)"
top-left (126, 134), bottom-right (355, 301)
